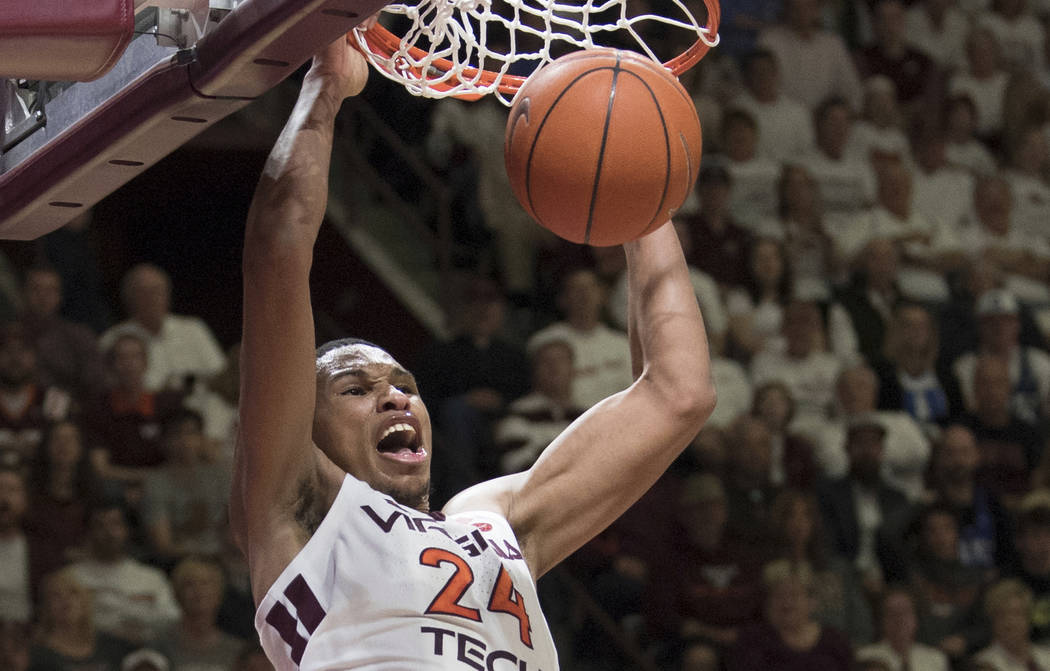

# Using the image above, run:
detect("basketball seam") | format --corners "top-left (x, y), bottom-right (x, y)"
top-left (621, 70), bottom-right (672, 239)
top-left (584, 52), bottom-right (622, 245)
top-left (523, 67), bottom-right (620, 236)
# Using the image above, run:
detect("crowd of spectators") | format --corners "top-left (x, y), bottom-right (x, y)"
top-left (7, 0), bottom-right (1050, 667)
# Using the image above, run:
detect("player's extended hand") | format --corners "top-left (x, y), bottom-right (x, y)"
top-left (307, 32), bottom-right (370, 100)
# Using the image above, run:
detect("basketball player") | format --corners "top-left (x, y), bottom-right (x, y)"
top-left (230, 35), bottom-right (716, 670)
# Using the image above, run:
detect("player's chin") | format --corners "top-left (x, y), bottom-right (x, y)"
top-left (381, 474), bottom-right (431, 511)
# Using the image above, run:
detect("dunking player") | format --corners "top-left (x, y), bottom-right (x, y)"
top-left (230, 35), bottom-right (716, 670)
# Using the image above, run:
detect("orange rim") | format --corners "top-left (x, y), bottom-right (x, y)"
top-left (357, 0), bottom-right (720, 99)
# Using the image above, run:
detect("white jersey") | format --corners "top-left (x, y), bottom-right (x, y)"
top-left (256, 475), bottom-right (559, 670)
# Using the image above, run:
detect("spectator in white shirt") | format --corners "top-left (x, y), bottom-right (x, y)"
top-left (905, 0), bottom-right (970, 70)
top-left (911, 131), bottom-right (976, 233)
top-left (803, 97), bottom-right (878, 221)
top-left (727, 237), bottom-right (795, 361)
top-left (1004, 125), bottom-right (1050, 240)
top-left (973, 579), bottom-right (1050, 671)
top-left (949, 27), bottom-right (1010, 140)
top-left (732, 49), bottom-right (816, 163)
top-left (69, 500), bottom-right (181, 644)
top-left (756, 0), bottom-right (863, 110)
top-left (856, 587), bottom-right (951, 671)
top-left (957, 175), bottom-right (1050, 304)
top-left (846, 77), bottom-right (913, 166)
top-left (722, 108), bottom-right (782, 230)
top-left (750, 300), bottom-right (844, 428)
top-left (977, 0), bottom-right (1046, 75)
top-left (943, 94), bottom-right (999, 174)
top-left (99, 264), bottom-right (225, 394)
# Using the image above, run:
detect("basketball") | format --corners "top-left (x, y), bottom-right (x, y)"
top-left (504, 49), bottom-right (703, 247)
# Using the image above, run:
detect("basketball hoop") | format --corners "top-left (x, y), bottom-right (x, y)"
top-left (353, 0), bottom-right (720, 104)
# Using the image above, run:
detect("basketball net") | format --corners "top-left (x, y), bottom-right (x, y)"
top-left (353, 0), bottom-right (720, 104)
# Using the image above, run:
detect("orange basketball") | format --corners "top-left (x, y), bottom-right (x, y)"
top-left (504, 49), bottom-right (703, 247)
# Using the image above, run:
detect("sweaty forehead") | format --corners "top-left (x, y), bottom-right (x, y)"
top-left (316, 343), bottom-right (400, 376)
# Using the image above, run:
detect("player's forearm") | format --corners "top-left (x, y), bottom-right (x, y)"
top-left (623, 222), bottom-right (715, 419)
top-left (244, 75), bottom-right (343, 261)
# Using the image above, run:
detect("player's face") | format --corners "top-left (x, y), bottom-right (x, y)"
top-left (314, 344), bottom-right (432, 510)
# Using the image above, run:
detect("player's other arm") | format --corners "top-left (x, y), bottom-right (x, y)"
top-left (447, 221), bottom-right (716, 578)
top-left (230, 38), bottom-right (368, 586)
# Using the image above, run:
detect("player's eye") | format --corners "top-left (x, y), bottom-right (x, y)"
top-left (341, 386), bottom-right (366, 396)
top-left (395, 384), bottom-right (416, 395)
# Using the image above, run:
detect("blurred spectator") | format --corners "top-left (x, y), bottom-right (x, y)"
top-left (494, 337), bottom-right (584, 474)
top-left (750, 301), bottom-right (843, 428)
top-left (949, 28), bottom-right (1009, 141)
top-left (858, 586), bottom-right (952, 670)
top-left (845, 77), bottom-right (912, 167)
top-left (876, 303), bottom-right (965, 435)
top-left (956, 176), bottom-right (1050, 307)
top-left (816, 415), bottom-right (912, 596)
top-left (156, 556), bottom-right (244, 671)
top-left (722, 415), bottom-right (780, 545)
top-left (952, 289), bottom-right (1050, 427)
top-left (30, 567), bottom-right (132, 671)
top-left (39, 211), bottom-right (114, 334)
top-left (856, 0), bottom-right (939, 113)
top-left (756, 0), bottom-right (862, 110)
top-left (1003, 126), bottom-right (1050, 241)
top-left (828, 237), bottom-right (904, 368)
top-left (526, 266), bottom-right (632, 409)
top-left (938, 259), bottom-right (1046, 369)
top-left (732, 50), bottom-right (816, 163)
top-left (927, 425), bottom-right (1012, 570)
top-left (26, 421), bottom-right (98, 575)
top-left (19, 265), bottom-right (105, 402)
top-left (975, 0), bottom-right (1045, 76)
top-left (85, 330), bottom-right (185, 490)
top-left (141, 410), bottom-right (230, 563)
top-left (755, 164), bottom-right (840, 302)
top-left (807, 364), bottom-right (931, 500)
top-left (942, 95), bottom-right (999, 175)
top-left (903, 503), bottom-right (990, 661)
top-left (905, 0), bottom-right (969, 70)
top-left (0, 323), bottom-right (73, 461)
top-left (751, 382), bottom-right (818, 489)
top-left (834, 163), bottom-right (961, 304)
top-left (644, 474), bottom-right (765, 659)
top-left (1007, 490), bottom-right (1050, 643)
top-left (972, 578), bottom-right (1050, 669)
top-left (0, 465), bottom-right (33, 624)
top-left (769, 489), bottom-right (875, 646)
top-left (911, 131), bottom-right (976, 235)
top-left (726, 237), bottom-right (794, 361)
top-left (721, 109), bottom-right (780, 229)
top-left (99, 264), bottom-right (225, 394)
top-left (801, 97), bottom-right (878, 220)
top-left (679, 163), bottom-right (752, 289)
top-left (959, 353), bottom-right (1044, 502)
top-left (69, 500), bottom-right (180, 645)
top-left (725, 559), bottom-right (853, 670)
top-left (417, 275), bottom-right (529, 492)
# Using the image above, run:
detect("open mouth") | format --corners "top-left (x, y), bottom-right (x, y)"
top-left (376, 422), bottom-right (426, 462)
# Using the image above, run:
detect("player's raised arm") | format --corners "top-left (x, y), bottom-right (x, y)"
top-left (446, 221), bottom-right (716, 579)
top-left (230, 38), bottom-right (367, 586)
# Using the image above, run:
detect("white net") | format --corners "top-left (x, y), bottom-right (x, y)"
top-left (353, 0), bottom-right (719, 104)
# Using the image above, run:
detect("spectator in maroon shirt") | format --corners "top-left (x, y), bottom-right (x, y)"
top-left (680, 163), bottom-right (753, 290)
top-left (85, 328), bottom-right (185, 494)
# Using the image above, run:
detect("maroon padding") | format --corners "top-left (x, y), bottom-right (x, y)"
top-left (0, 1), bottom-right (134, 81)
top-left (0, 0), bottom-right (389, 240)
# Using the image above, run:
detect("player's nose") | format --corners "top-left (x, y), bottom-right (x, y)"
top-left (378, 384), bottom-right (411, 411)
